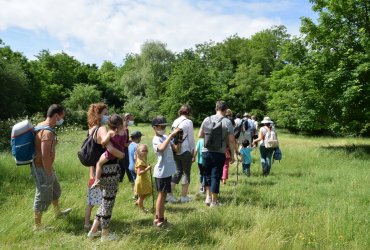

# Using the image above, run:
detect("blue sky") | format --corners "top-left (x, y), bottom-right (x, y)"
top-left (0, 0), bottom-right (317, 66)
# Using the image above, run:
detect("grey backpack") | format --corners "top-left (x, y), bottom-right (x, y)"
top-left (203, 116), bottom-right (224, 151)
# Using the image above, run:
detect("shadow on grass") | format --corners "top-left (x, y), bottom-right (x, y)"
top-left (321, 144), bottom-right (370, 160)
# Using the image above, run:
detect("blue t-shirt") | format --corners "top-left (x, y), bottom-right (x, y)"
top-left (240, 147), bottom-right (253, 164)
top-left (195, 139), bottom-right (204, 164)
top-left (128, 142), bottom-right (139, 171)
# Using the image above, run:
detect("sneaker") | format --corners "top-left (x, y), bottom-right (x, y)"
top-left (199, 187), bottom-right (205, 194)
top-left (210, 201), bottom-right (221, 208)
top-left (204, 196), bottom-right (211, 206)
top-left (55, 208), bottom-right (72, 219)
top-left (33, 224), bottom-right (54, 232)
top-left (84, 224), bottom-right (91, 230)
top-left (166, 194), bottom-right (178, 203)
top-left (180, 196), bottom-right (192, 203)
top-left (87, 230), bottom-right (102, 238)
top-left (131, 194), bottom-right (138, 200)
top-left (101, 233), bottom-right (118, 242)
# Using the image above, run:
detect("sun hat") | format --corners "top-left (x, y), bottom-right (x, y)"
top-left (243, 112), bottom-right (250, 117)
top-left (151, 116), bottom-right (168, 126)
top-left (261, 116), bottom-right (274, 124)
top-left (130, 131), bottom-right (143, 138)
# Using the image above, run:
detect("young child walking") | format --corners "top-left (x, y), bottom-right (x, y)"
top-left (239, 139), bottom-right (254, 176)
top-left (128, 131), bottom-right (144, 200)
top-left (84, 167), bottom-right (102, 229)
top-left (193, 138), bottom-right (205, 194)
top-left (222, 147), bottom-right (231, 184)
top-left (151, 116), bottom-right (181, 227)
top-left (92, 114), bottom-right (126, 188)
top-left (134, 144), bottom-right (153, 211)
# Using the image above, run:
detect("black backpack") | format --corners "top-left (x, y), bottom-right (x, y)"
top-left (77, 127), bottom-right (102, 167)
top-left (203, 116), bottom-right (224, 151)
top-left (233, 120), bottom-right (244, 139)
top-left (244, 119), bottom-right (250, 131)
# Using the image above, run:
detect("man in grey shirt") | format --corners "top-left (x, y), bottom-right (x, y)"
top-left (198, 101), bottom-right (235, 207)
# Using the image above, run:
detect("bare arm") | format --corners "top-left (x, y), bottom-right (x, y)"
top-left (156, 128), bottom-right (180, 152)
top-left (253, 129), bottom-right (264, 147)
top-left (101, 130), bottom-right (114, 146)
top-left (227, 134), bottom-right (235, 164)
top-left (98, 127), bottom-right (124, 159)
top-left (137, 164), bottom-right (152, 176)
top-left (41, 140), bottom-right (53, 176)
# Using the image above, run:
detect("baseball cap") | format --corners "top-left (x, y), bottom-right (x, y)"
top-left (151, 116), bottom-right (168, 126)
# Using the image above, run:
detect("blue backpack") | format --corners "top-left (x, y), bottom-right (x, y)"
top-left (273, 147), bottom-right (282, 163)
top-left (11, 120), bottom-right (54, 166)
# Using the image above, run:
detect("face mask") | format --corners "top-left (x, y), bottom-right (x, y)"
top-left (128, 120), bottom-right (134, 126)
top-left (101, 115), bottom-right (109, 125)
top-left (56, 118), bottom-right (64, 126)
top-left (157, 129), bottom-right (165, 136)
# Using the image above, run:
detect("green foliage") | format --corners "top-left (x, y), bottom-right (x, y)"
top-left (1, 3), bottom-right (369, 136)
top-left (63, 84), bottom-right (102, 127)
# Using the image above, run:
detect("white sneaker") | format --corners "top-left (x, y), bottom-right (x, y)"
top-left (210, 201), bottom-right (221, 208)
top-left (180, 196), bottom-right (192, 203)
top-left (204, 196), bottom-right (211, 206)
top-left (166, 194), bottom-right (178, 203)
top-left (87, 230), bottom-right (102, 238)
top-left (55, 208), bottom-right (72, 219)
top-left (101, 233), bottom-right (118, 242)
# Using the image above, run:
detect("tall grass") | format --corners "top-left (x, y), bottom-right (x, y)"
top-left (0, 125), bottom-right (369, 249)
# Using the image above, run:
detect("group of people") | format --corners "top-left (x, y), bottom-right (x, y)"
top-left (31, 101), bottom-right (278, 242)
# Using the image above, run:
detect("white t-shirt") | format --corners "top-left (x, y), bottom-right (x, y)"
top-left (152, 135), bottom-right (176, 178)
top-left (171, 115), bottom-right (195, 155)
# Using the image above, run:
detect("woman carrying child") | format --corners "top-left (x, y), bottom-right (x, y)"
top-left (134, 144), bottom-right (152, 211)
top-left (85, 104), bottom-right (124, 242)
top-left (91, 114), bottom-right (126, 188)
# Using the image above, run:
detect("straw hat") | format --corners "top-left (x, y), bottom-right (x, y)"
top-left (261, 116), bottom-right (274, 124)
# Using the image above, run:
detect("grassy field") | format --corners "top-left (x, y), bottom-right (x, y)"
top-left (0, 124), bottom-right (369, 249)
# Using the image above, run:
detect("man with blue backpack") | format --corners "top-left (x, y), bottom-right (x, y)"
top-left (31, 104), bottom-right (71, 230)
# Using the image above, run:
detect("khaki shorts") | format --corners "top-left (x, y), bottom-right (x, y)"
top-left (32, 164), bottom-right (61, 212)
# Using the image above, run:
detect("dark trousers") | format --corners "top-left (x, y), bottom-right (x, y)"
top-left (202, 151), bottom-right (226, 194)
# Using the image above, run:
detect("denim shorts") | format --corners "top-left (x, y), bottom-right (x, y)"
top-left (155, 176), bottom-right (172, 193)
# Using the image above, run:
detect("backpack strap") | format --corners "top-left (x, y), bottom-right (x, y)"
top-left (90, 126), bottom-right (100, 142)
top-left (34, 125), bottom-right (54, 133)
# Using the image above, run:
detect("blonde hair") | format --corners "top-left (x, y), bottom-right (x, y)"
top-left (135, 144), bottom-right (148, 162)
top-left (87, 103), bottom-right (107, 128)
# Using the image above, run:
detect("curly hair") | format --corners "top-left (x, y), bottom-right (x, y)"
top-left (87, 103), bottom-right (107, 128)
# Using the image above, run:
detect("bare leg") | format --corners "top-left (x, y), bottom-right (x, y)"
top-left (181, 183), bottom-right (189, 197)
top-left (85, 205), bottom-right (93, 226)
top-left (95, 153), bottom-right (109, 182)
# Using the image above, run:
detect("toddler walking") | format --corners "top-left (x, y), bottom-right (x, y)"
top-left (239, 139), bottom-right (254, 176)
top-left (134, 144), bottom-right (153, 211)
top-left (193, 138), bottom-right (205, 194)
top-left (91, 114), bottom-right (126, 188)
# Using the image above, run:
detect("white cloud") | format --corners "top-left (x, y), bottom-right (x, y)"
top-left (0, 0), bottom-right (304, 65)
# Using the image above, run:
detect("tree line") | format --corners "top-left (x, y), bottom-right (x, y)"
top-left (1, 0), bottom-right (369, 136)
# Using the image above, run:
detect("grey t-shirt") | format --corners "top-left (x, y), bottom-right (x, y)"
top-left (200, 114), bottom-right (234, 154)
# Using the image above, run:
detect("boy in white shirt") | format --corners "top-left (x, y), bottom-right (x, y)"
top-left (151, 116), bottom-right (181, 227)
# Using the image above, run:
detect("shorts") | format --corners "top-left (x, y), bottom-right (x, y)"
top-left (31, 164), bottom-right (61, 212)
top-left (155, 176), bottom-right (172, 193)
top-left (172, 151), bottom-right (192, 184)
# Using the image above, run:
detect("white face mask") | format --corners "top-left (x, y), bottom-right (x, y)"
top-left (157, 129), bottom-right (165, 136)
top-left (128, 120), bottom-right (134, 126)
top-left (56, 118), bottom-right (64, 126)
